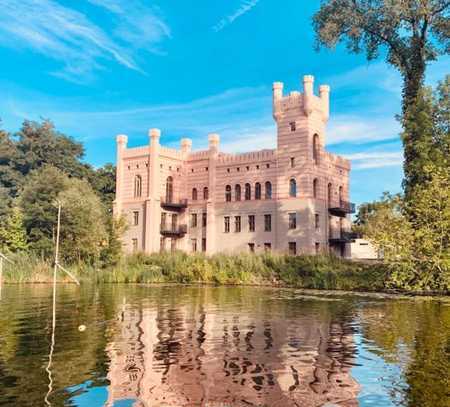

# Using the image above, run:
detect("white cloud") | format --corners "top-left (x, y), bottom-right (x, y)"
top-left (213, 0), bottom-right (260, 32)
top-left (343, 151), bottom-right (403, 169)
top-left (0, 0), bottom-right (170, 82)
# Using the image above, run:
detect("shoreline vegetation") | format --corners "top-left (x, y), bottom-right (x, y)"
top-left (0, 251), bottom-right (418, 292)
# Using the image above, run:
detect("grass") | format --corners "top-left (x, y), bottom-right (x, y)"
top-left (1, 251), bottom-right (388, 291)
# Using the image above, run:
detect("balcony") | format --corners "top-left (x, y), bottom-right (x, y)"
top-left (328, 200), bottom-right (355, 217)
top-left (161, 198), bottom-right (188, 211)
top-left (160, 224), bottom-right (187, 237)
top-left (329, 231), bottom-right (358, 245)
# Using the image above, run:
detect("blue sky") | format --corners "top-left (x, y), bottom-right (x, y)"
top-left (0, 0), bottom-right (448, 206)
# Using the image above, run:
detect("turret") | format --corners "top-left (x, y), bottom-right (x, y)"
top-left (303, 75), bottom-right (314, 116)
top-left (319, 84), bottom-right (330, 121)
top-left (114, 134), bottom-right (128, 216)
top-left (272, 81), bottom-right (284, 120)
top-left (208, 133), bottom-right (220, 153)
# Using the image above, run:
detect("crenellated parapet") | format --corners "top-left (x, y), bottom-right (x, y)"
top-left (272, 75), bottom-right (330, 123)
top-left (216, 149), bottom-right (276, 165)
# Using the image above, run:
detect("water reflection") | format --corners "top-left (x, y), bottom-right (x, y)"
top-left (0, 285), bottom-right (448, 407)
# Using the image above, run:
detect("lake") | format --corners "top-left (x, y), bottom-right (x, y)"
top-left (0, 285), bottom-right (448, 407)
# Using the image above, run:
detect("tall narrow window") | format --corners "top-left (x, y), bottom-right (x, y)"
top-left (235, 184), bottom-right (241, 201)
top-left (203, 187), bottom-right (209, 200)
top-left (134, 175), bottom-right (142, 198)
top-left (202, 212), bottom-right (207, 227)
top-left (160, 237), bottom-right (166, 252)
top-left (191, 239), bottom-right (197, 252)
top-left (255, 183), bottom-right (261, 200)
top-left (171, 214), bottom-right (177, 230)
top-left (290, 157), bottom-right (295, 168)
top-left (265, 182), bottom-right (272, 199)
top-left (225, 185), bottom-right (232, 202)
top-left (202, 238), bottom-right (207, 252)
top-left (339, 186), bottom-right (343, 205)
top-left (315, 242), bottom-right (320, 254)
top-left (328, 183), bottom-right (333, 206)
top-left (313, 178), bottom-right (319, 199)
top-left (313, 134), bottom-right (320, 164)
top-left (171, 238), bottom-right (176, 252)
top-left (288, 242), bottom-right (297, 255)
top-left (133, 211), bottom-right (139, 226)
top-left (224, 216), bottom-right (230, 233)
top-left (161, 212), bottom-right (167, 229)
top-left (245, 183), bottom-right (251, 200)
top-left (132, 238), bottom-right (138, 252)
top-left (315, 214), bottom-right (320, 230)
top-left (191, 213), bottom-right (198, 228)
top-left (288, 213), bottom-right (296, 229)
top-left (165, 176), bottom-right (173, 202)
top-left (264, 214), bottom-right (272, 232)
top-left (289, 178), bottom-right (297, 197)
top-left (248, 215), bottom-right (255, 232)
top-left (192, 188), bottom-right (198, 201)
top-left (235, 216), bottom-right (241, 232)
top-left (290, 122), bottom-right (296, 132)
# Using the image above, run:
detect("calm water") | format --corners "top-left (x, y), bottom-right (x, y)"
top-left (0, 285), bottom-right (449, 407)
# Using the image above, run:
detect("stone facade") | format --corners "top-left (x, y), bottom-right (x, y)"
top-left (114, 75), bottom-right (354, 256)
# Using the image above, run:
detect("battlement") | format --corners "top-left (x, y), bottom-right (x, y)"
top-left (273, 75), bottom-right (330, 122)
top-left (217, 149), bottom-right (276, 165)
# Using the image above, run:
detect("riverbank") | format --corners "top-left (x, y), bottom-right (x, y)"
top-left (1, 252), bottom-right (390, 291)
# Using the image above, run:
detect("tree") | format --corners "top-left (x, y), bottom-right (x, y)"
top-left (57, 178), bottom-right (108, 264)
top-left (313, 1), bottom-right (450, 192)
top-left (19, 166), bottom-right (70, 256)
top-left (87, 163), bottom-right (116, 210)
top-left (0, 207), bottom-right (27, 252)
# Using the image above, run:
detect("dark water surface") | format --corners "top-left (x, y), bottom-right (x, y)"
top-left (0, 285), bottom-right (449, 407)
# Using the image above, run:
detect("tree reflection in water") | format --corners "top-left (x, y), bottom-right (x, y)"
top-left (0, 285), bottom-right (448, 407)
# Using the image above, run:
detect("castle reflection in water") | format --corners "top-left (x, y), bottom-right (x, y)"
top-left (104, 295), bottom-right (360, 407)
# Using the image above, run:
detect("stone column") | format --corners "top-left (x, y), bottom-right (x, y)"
top-left (113, 134), bottom-right (128, 217)
top-left (206, 133), bottom-right (219, 254)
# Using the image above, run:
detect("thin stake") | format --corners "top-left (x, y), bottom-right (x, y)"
top-left (0, 253), bottom-right (13, 301)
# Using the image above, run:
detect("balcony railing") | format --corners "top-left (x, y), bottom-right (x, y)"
top-left (328, 200), bottom-right (356, 217)
top-left (329, 231), bottom-right (358, 245)
top-left (160, 224), bottom-right (187, 237)
top-left (161, 198), bottom-right (188, 211)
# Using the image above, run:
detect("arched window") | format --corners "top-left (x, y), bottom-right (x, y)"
top-left (339, 186), bottom-right (343, 205)
top-left (235, 184), bottom-right (241, 201)
top-left (265, 181), bottom-right (272, 199)
top-left (203, 187), bottom-right (209, 200)
top-left (192, 188), bottom-right (198, 201)
top-left (165, 176), bottom-right (173, 202)
top-left (134, 175), bottom-right (142, 198)
top-left (313, 134), bottom-right (320, 164)
top-left (289, 178), bottom-right (297, 197)
top-left (225, 185), bottom-right (232, 202)
top-left (313, 178), bottom-right (318, 199)
top-left (328, 183), bottom-right (332, 206)
top-left (255, 183), bottom-right (261, 200)
top-left (245, 183), bottom-right (251, 200)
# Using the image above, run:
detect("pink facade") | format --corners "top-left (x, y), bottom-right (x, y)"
top-left (114, 75), bottom-right (354, 256)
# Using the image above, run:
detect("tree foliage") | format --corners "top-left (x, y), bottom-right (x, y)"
top-left (0, 207), bottom-right (28, 253)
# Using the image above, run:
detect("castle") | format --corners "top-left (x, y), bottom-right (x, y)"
top-left (113, 75), bottom-right (354, 256)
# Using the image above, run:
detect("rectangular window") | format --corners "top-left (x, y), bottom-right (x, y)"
top-left (248, 215), bottom-right (255, 232)
top-left (289, 242), bottom-right (297, 255)
top-left (202, 238), bottom-right (207, 252)
top-left (191, 239), bottom-right (197, 252)
top-left (191, 213), bottom-right (197, 228)
top-left (132, 238), bottom-right (138, 252)
top-left (161, 212), bottom-right (166, 228)
top-left (248, 243), bottom-right (255, 253)
top-left (171, 238), bottom-right (176, 252)
top-left (288, 213), bottom-right (296, 229)
top-left (264, 242), bottom-right (271, 251)
top-left (224, 216), bottom-right (230, 233)
top-left (202, 212), bottom-right (207, 227)
top-left (160, 237), bottom-right (165, 252)
top-left (315, 242), bottom-right (320, 254)
top-left (290, 157), bottom-right (295, 168)
top-left (315, 213), bottom-right (320, 230)
top-left (290, 121), bottom-right (296, 132)
top-left (235, 216), bottom-right (241, 233)
top-left (264, 214), bottom-right (272, 232)
top-left (133, 211), bottom-right (139, 226)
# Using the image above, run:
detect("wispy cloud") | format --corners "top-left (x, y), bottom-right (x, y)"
top-left (344, 151), bottom-right (403, 169)
top-left (213, 0), bottom-right (260, 32)
top-left (0, 0), bottom-right (170, 82)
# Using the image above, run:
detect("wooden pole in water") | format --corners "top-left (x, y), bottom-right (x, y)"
top-left (0, 253), bottom-right (13, 300)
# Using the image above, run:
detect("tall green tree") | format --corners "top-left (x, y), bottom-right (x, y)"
top-left (313, 1), bottom-right (449, 192)
top-left (0, 207), bottom-right (27, 252)
top-left (87, 163), bottom-right (116, 210)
